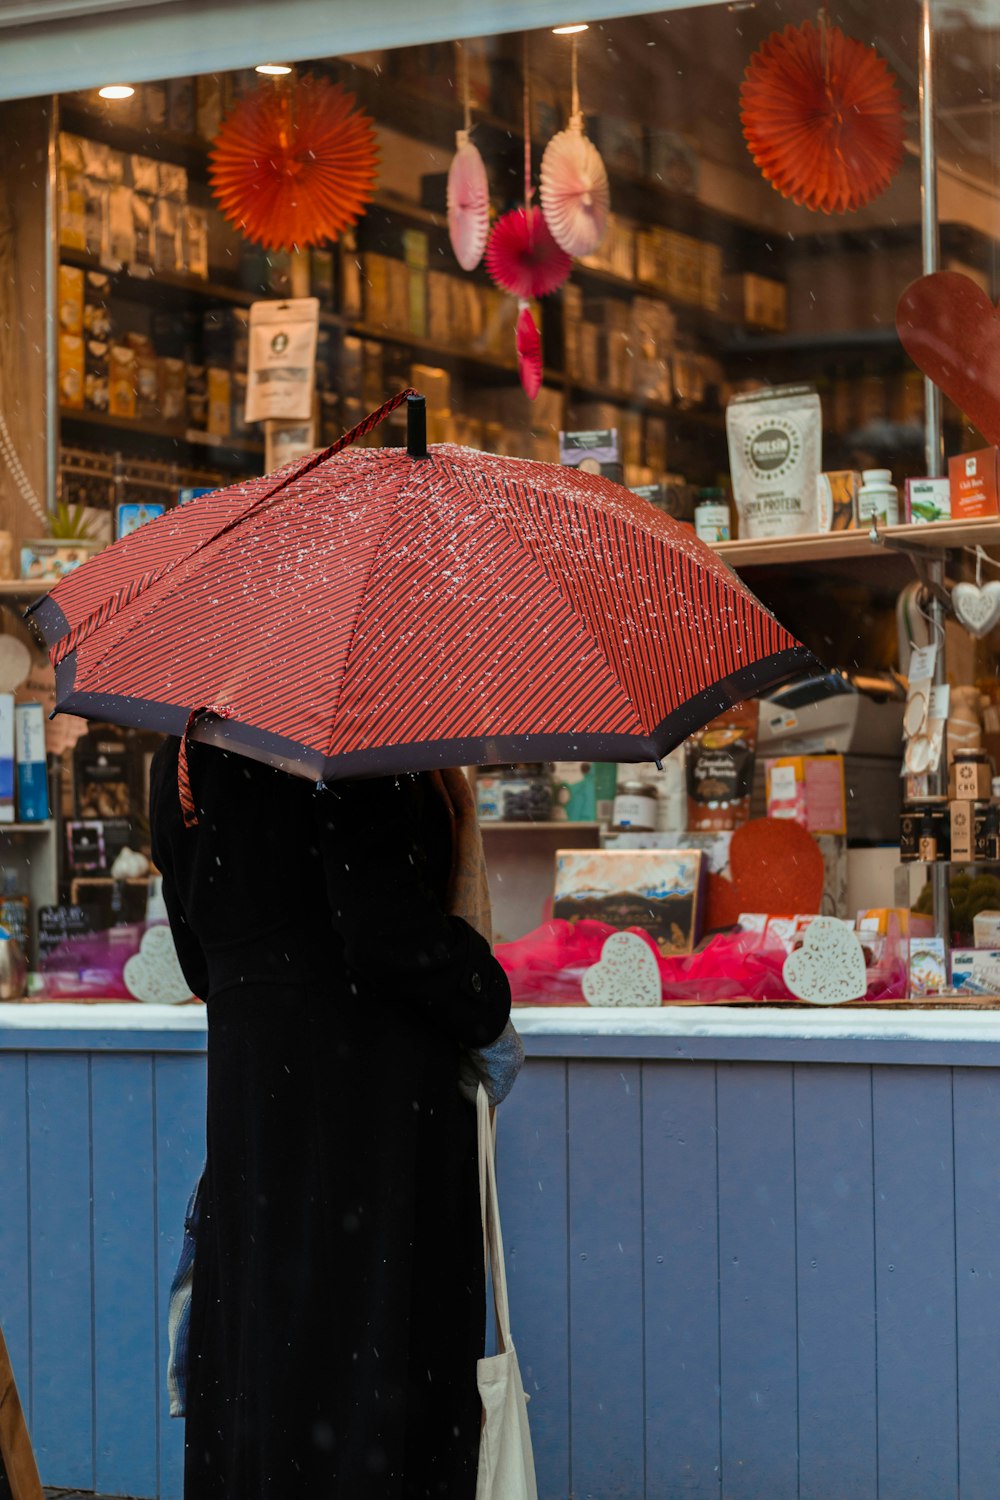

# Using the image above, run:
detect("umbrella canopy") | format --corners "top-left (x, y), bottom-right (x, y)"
top-left (29, 391), bottom-right (814, 798)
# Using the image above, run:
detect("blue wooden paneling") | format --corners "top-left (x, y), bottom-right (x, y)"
top-left (872, 1066), bottom-right (958, 1500)
top-left (26, 1053), bottom-right (94, 1491)
top-left (91, 1054), bottom-right (158, 1497)
top-left (497, 1059), bottom-right (569, 1500)
top-left (794, 1063), bottom-right (877, 1500)
top-left (154, 1053), bottom-right (207, 1500)
top-left (716, 1062), bottom-right (798, 1500)
top-left (0, 1054), bottom-right (31, 1427)
top-left (952, 1067), bottom-right (1000, 1500)
top-left (642, 1062), bottom-right (721, 1499)
top-left (567, 1061), bottom-right (645, 1499)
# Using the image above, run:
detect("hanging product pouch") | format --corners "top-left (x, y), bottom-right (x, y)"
top-left (245, 298), bottom-right (319, 424)
top-left (726, 384), bottom-right (822, 538)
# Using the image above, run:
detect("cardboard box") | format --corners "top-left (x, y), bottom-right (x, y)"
top-left (948, 448), bottom-right (999, 519)
top-left (722, 273), bottom-right (787, 331)
top-left (207, 367), bottom-right (232, 437)
top-left (553, 847), bottom-right (705, 956)
top-left (973, 910), bottom-right (1000, 949)
top-left (905, 476), bottom-right (951, 525)
top-left (20, 539), bottom-right (100, 582)
top-left (952, 757), bottom-right (992, 801)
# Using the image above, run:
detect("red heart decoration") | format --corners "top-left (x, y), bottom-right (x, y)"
top-left (896, 272), bottom-right (1000, 446)
top-left (705, 816), bottom-right (824, 931)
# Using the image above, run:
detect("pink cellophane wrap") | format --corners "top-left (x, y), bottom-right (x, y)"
top-left (496, 919), bottom-right (909, 1006)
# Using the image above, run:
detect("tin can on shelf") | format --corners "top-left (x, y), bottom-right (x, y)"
top-left (612, 779), bottom-right (658, 832)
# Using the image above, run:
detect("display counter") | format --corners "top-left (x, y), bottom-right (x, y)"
top-left (4, 1000), bottom-right (1000, 1499)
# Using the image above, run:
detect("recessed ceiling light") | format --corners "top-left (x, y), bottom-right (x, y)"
top-left (552, 23), bottom-right (589, 34)
top-left (98, 84), bottom-right (135, 100)
top-left (255, 63), bottom-right (292, 76)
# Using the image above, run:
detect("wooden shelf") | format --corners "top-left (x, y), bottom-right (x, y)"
top-left (479, 821), bottom-right (601, 832)
top-left (60, 246), bottom-right (257, 310)
top-left (712, 517), bottom-right (1000, 568)
top-left (0, 821), bottom-right (55, 835)
top-left (60, 407), bottom-right (264, 460)
top-left (0, 580), bottom-right (53, 599)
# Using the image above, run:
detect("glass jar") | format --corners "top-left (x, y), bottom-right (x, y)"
top-left (475, 766), bottom-right (505, 822)
top-left (612, 779), bottom-right (658, 832)
top-left (694, 487), bottom-right (731, 543)
top-left (500, 764), bottom-right (553, 822)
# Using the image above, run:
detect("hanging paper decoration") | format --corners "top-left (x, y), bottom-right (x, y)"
top-left (209, 75), bottom-right (379, 251)
top-left (740, 19), bottom-right (904, 215)
top-left (486, 206), bottom-right (572, 299)
top-left (447, 45), bottom-right (490, 272)
top-left (540, 34), bottom-right (610, 258)
top-left (448, 133), bottom-right (490, 271)
top-left (486, 62), bottom-right (571, 301)
top-left (516, 302), bottom-right (543, 401)
top-left (540, 119), bottom-right (610, 258)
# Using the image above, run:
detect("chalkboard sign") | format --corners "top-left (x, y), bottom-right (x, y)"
top-left (37, 904), bottom-right (96, 963)
top-left (0, 1324), bottom-right (42, 1500)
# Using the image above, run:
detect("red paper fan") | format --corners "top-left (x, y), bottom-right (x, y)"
top-left (516, 302), bottom-right (542, 400)
top-left (209, 76), bottom-right (379, 251)
top-left (740, 20), bottom-right (903, 215)
top-left (485, 205), bottom-right (572, 300)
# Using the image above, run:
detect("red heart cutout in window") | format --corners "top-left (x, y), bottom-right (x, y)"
top-left (896, 271), bottom-right (1000, 446)
top-left (705, 816), bottom-right (825, 931)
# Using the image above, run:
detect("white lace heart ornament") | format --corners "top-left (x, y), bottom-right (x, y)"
top-left (952, 581), bottom-right (1000, 639)
top-left (582, 931), bottom-right (661, 1007)
top-left (782, 917), bottom-right (867, 1005)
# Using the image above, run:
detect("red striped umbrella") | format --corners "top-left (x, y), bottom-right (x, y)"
top-left (29, 391), bottom-right (813, 818)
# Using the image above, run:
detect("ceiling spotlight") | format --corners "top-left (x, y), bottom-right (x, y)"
top-left (552, 23), bottom-right (589, 34)
top-left (255, 63), bottom-right (293, 76)
top-left (98, 84), bottom-right (135, 100)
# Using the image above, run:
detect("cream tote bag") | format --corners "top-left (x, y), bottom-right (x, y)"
top-left (476, 1084), bottom-right (538, 1500)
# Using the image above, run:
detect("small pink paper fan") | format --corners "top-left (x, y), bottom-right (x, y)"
top-left (485, 205), bottom-right (572, 299)
top-left (540, 115), bottom-right (610, 258)
top-left (447, 131), bottom-right (490, 271)
top-left (516, 303), bottom-right (542, 400)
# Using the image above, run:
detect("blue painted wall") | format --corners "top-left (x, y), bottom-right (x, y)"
top-left (3, 1027), bottom-right (1000, 1499)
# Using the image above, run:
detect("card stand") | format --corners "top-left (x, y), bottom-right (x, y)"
top-left (895, 858), bottom-right (1000, 1002)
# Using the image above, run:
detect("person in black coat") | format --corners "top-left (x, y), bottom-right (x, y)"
top-left (149, 738), bottom-right (512, 1500)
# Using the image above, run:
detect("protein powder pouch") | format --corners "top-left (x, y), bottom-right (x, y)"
top-left (726, 384), bottom-right (822, 539)
top-left (686, 701), bottom-right (760, 832)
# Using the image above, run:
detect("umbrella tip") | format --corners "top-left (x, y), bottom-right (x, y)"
top-left (407, 393), bottom-right (430, 460)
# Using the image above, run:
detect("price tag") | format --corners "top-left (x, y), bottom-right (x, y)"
top-left (930, 684), bottom-right (951, 720)
top-left (908, 644), bottom-right (937, 682)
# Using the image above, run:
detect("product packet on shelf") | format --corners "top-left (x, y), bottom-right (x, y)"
top-left (686, 701), bottom-right (759, 831)
top-left (726, 384), bottom-right (822, 538)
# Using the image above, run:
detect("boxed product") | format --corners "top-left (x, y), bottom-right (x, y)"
top-left (108, 345), bottom-right (137, 418)
top-left (559, 428), bottom-right (622, 483)
top-left (58, 264), bottom-right (84, 335)
top-left (65, 818), bottom-right (132, 876)
top-left (951, 947), bottom-right (1000, 995)
top-left (15, 701), bottom-right (49, 822)
top-left (551, 762), bottom-right (619, 823)
top-left (207, 367), bottom-right (232, 436)
top-left (116, 502), bottom-right (165, 540)
top-left (908, 936), bottom-right (949, 997)
top-left (0, 694), bottom-right (13, 823)
top-left (20, 539), bottom-right (100, 582)
top-left (553, 847), bottom-right (705, 956)
top-left (816, 470), bottom-right (860, 531)
top-left (74, 731), bottom-right (131, 819)
top-left (58, 332), bottom-right (85, 409)
top-left (973, 910), bottom-right (1000, 948)
top-left (721, 273), bottom-right (788, 331)
top-left (765, 754), bottom-right (847, 835)
top-left (948, 448), bottom-right (999, 520)
top-left (161, 357), bottom-right (186, 423)
top-left (905, 477), bottom-right (951, 525)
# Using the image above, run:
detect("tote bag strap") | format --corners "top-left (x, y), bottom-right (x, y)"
top-left (477, 1083), bottom-right (513, 1355)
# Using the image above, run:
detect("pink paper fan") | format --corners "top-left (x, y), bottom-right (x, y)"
top-left (540, 116), bottom-right (610, 258)
top-left (447, 131), bottom-right (490, 271)
top-left (516, 303), bottom-right (542, 400)
top-left (485, 205), bottom-right (572, 299)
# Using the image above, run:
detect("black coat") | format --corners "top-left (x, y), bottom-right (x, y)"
top-left (150, 740), bottom-right (511, 1500)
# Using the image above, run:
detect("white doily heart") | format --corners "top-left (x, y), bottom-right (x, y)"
top-left (123, 924), bottom-right (194, 1005)
top-left (782, 917), bottom-right (867, 1005)
top-left (952, 580), bottom-right (1000, 639)
top-left (582, 931), bottom-right (661, 1007)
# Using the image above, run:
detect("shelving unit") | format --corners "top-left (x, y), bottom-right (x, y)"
top-left (712, 517), bottom-right (1000, 569)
